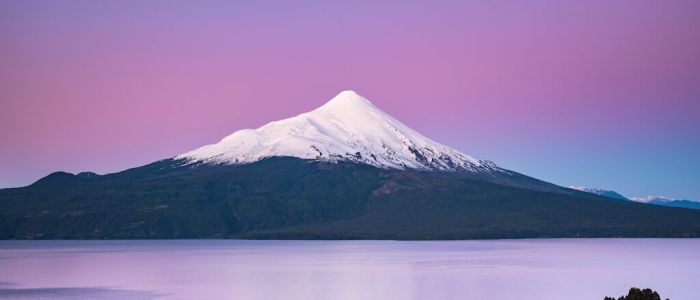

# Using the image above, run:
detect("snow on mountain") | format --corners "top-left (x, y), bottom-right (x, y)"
top-left (568, 185), bottom-right (628, 200)
top-left (177, 90), bottom-right (501, 173)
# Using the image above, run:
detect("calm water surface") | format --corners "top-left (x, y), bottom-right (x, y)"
top-left (0, 239), bottom-right (698, 299)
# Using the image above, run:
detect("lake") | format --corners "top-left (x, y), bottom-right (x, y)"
top-left (0, 239), bottom-right (697, 299)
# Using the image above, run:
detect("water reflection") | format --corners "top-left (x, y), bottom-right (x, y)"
top-left (0, 285), bottom-right (164, 299)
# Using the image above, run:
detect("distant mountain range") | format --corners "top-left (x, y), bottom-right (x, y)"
top-left (630, 196), bottom-right (700, 210)
top-left (568, 186), bottom-right (700, 210)
top-left (2, 91), bottom-right (700, 240)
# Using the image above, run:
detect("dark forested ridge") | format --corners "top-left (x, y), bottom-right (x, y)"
top-left (1, 157), bottom-right (700, 240)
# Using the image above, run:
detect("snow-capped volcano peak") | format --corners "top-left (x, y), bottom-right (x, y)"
top-left (177, 90), bottom-right (499, 172)
top-left (317, 90), bottom-right (370, 109)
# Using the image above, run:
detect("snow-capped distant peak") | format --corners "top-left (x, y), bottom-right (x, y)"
top-left (177, 90), bottom-right (500, 173)
top-left (630, 196), bottom-right (676, 203)
top-left (568, 185), bottom-right (628, 200)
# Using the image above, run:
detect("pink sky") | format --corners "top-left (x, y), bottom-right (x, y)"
top-left (1, 0), bottom-right (699, 199)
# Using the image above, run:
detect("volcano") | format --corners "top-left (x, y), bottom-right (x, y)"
top-left (2, 91), bottom-right (700, 240)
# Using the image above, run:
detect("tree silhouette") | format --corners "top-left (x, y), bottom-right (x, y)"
top-left (604, 287), bottom-right (668, 300)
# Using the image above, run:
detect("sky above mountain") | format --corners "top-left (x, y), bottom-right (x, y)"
top-left (1, 0), bottom-right (699, 199)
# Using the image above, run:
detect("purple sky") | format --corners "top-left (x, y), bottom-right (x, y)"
top-left (1, 0), bottom-right (699, 199)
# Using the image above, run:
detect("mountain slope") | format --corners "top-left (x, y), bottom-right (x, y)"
top-left (2, 158), bottom-right (700, 240)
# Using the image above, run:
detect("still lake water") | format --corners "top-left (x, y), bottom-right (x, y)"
top-left (0, 239), bottom-right (698, 300)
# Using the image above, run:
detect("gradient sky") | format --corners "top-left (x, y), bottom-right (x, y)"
top-left (1, 0), bottom-right (699, 200)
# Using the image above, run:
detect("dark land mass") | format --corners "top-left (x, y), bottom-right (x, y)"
top-left (1, 157), bottom-right (700, 240)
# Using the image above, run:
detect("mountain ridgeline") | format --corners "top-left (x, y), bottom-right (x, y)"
top-left (1, 91), bottom-right (700, 240)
